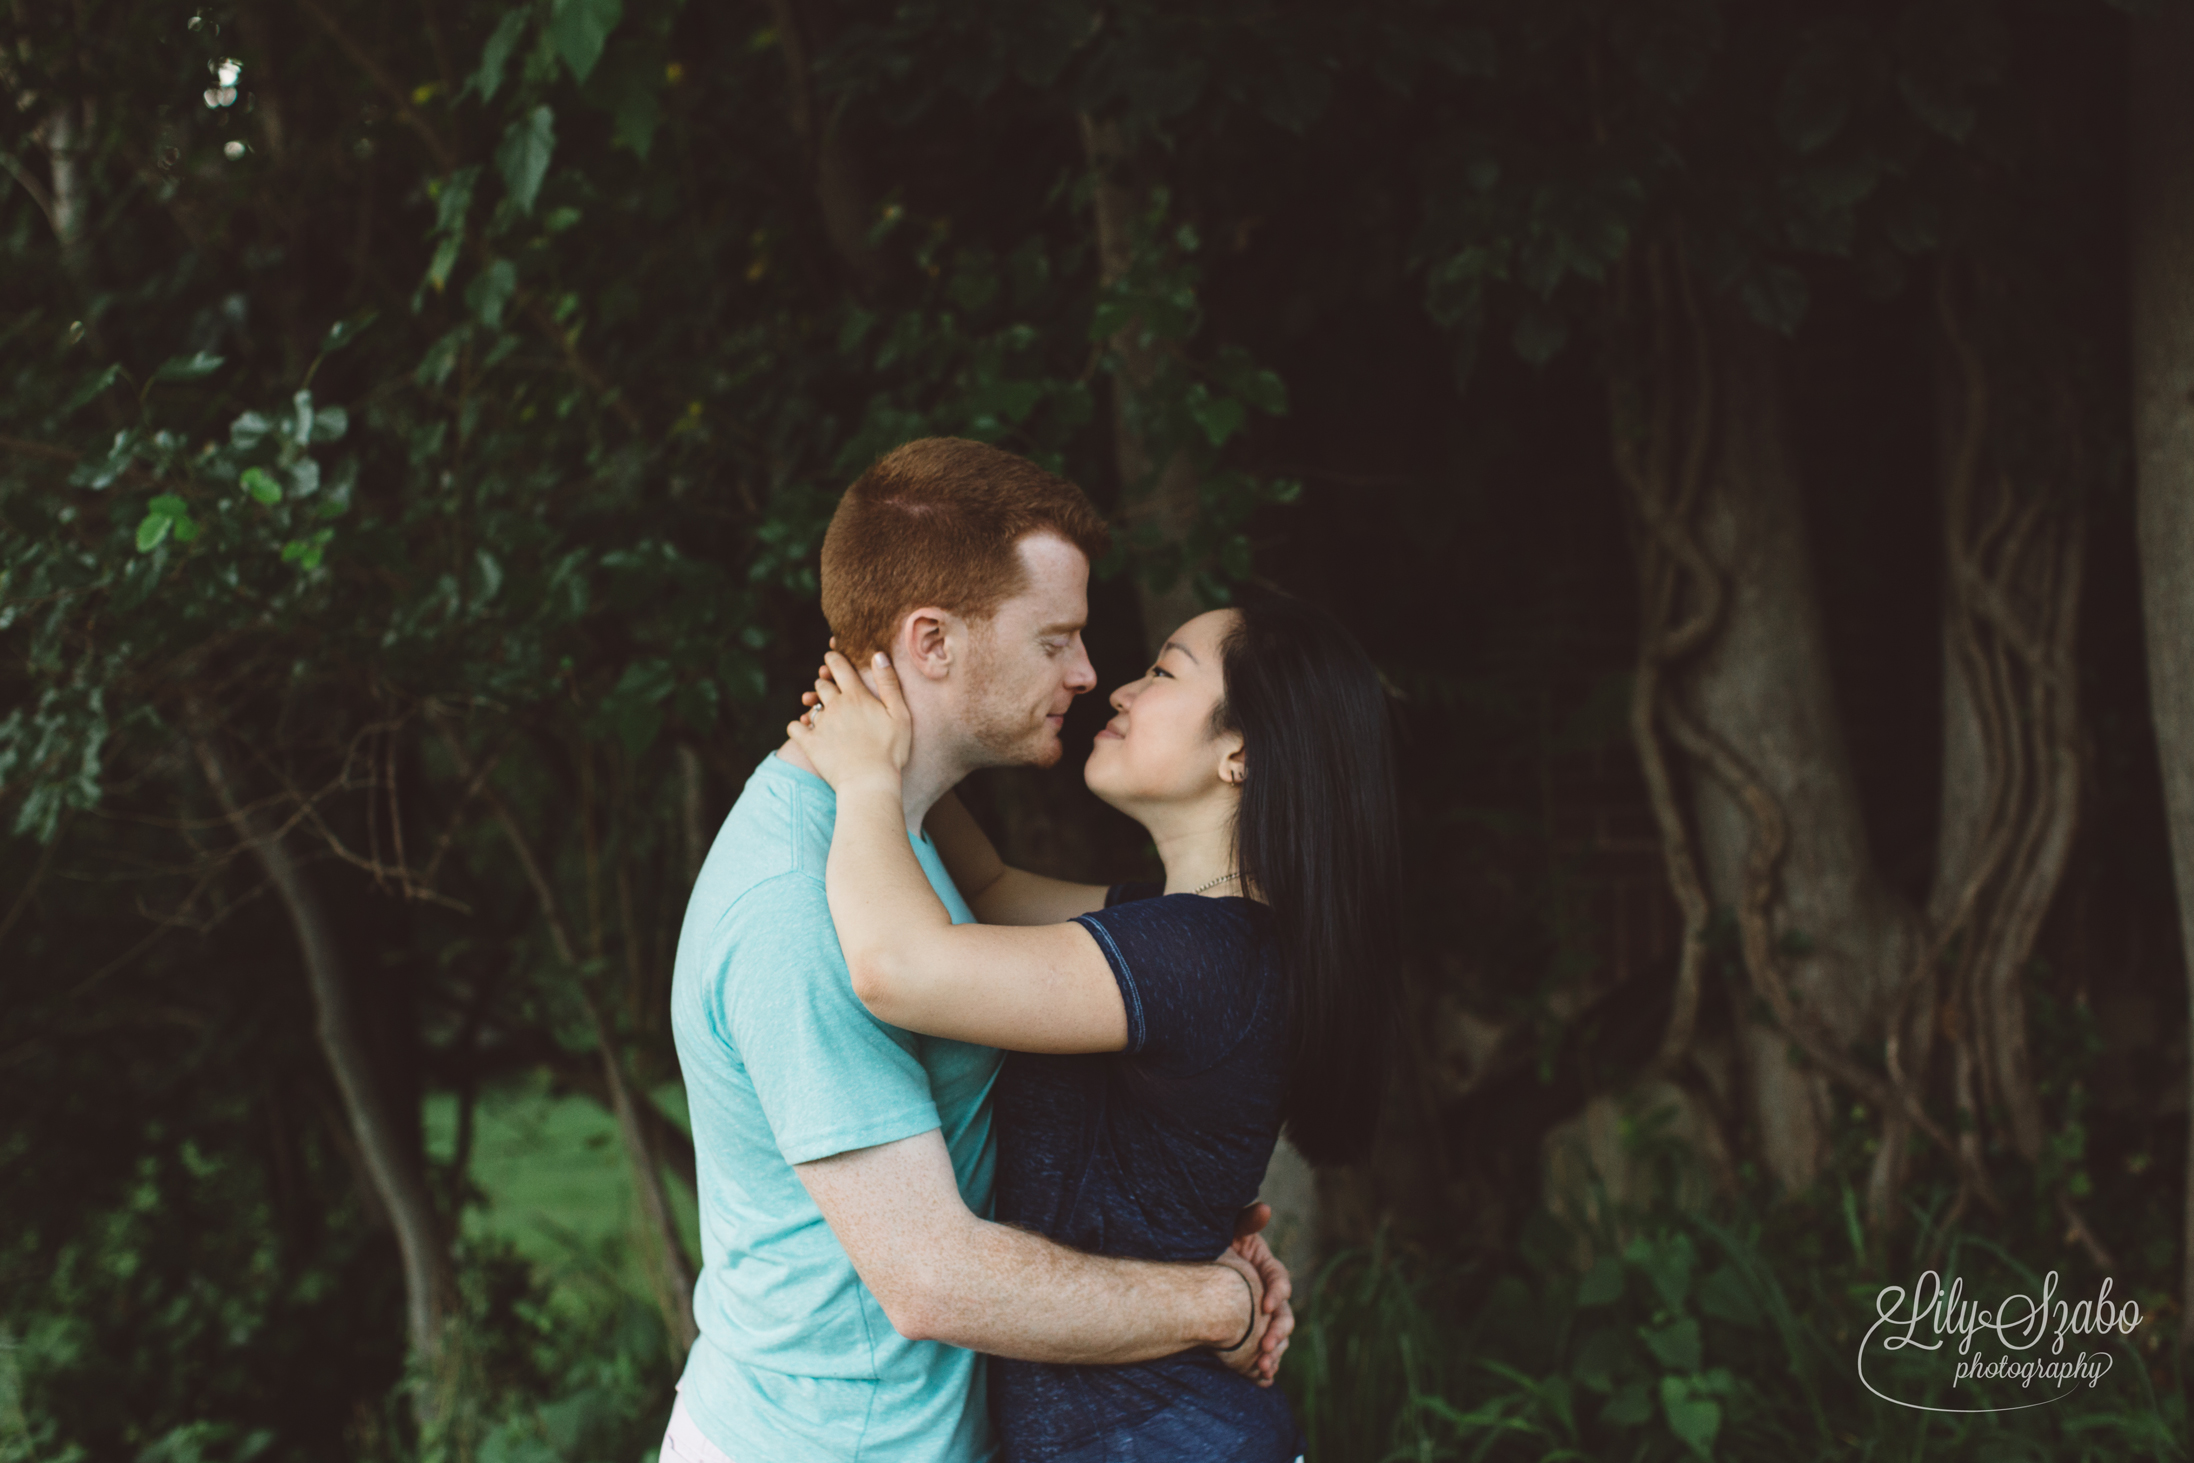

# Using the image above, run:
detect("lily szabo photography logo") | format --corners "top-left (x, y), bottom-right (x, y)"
top-left (1858, 1270), bottom-right (2142, 1413)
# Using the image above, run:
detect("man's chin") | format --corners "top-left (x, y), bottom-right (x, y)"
top-left (970, 723), bottom-right (1064, 770)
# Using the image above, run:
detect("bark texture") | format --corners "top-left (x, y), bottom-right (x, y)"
top-left (2127, 0), bottom-right (2194, 1350)
top-left (1680, 311), bottom-right (1918, 1195)
top-left (193, 735), bottom-right (454, 1398)
top-left (1611, 254), bottom-right (1919, 1200)
top-left (1907, 265), bottom-right (2085, 1226)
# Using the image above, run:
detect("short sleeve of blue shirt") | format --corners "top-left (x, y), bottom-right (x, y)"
top-left (715, 872), bottom-right (942, 1165)
top-left (1070, 886), bottom-right (1269, 1075)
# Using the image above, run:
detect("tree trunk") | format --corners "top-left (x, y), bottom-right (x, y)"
top-left (1674, 311), bottom-right (1918, 1196)
top-left (192, 735), bottom-right (454, 1409)
top-left (1918, 269), bottom-right (2085, 1216)
top-left (2127, 0), bottom-right (2194, 1353)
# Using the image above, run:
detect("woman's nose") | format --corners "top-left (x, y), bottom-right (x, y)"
top-left (1110, 680), bottom-right (1139, 713)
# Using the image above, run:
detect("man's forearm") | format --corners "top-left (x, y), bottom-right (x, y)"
top-left (896, 1213), bottom-right (1250, 1364)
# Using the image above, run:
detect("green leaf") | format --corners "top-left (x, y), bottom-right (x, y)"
top-left (601, 658), bottom-right (675, 759)
top-left (1570, 1327), bottom-right (1631, 1394)
top-left (1599, 1380), bottom-right (1653, 1429)
top-left (310, 404), bottom-right (349, 443)
top-left (1633, 1231), bottom-right (1695, 1309)
top-left (321, 313), bottom-right (377, 353)
top-left (69, 428), bottom-right (140, 490)
top-left (417, 328), bottom-right (469, 390)
top-left (1577, 1255), bottom-right (1624, 1307)
top-left (135, 513), bottom-right (173, 552)
top-left (288, 458), bottom-right (321, 497)
top-left (1241, 368), bottom-right (1288, 416)
top-left (552, 0), bottom-right (623, 84)
top-left (497, 107), bottom-right (557, 215)
top-left (61, 363), bottom-right (122, 416)
top-left (1660, 1377), bottom-right (1722, 1459)
top-left (1186, 385), bottom-right (1246, 447)
top-left (1694, 1264), bottom-right (1762, 1328)
top-left (241, 467), bottom-right (282, 505)
top-left (467, 259), bottom-right (518, 329)
top-left (229, 411), bottom-right (273, 449)
top-left (433, 166), bottom-right (480, 236)
top-left (152, 351), bottom-right (225, 382)
top-left (473, 7), bottom-right (531, 101)
top-left (427, 233), bottom-right (465, 293)
top-left (281, 528), bottom-right (334, 570)
top-left (1639, 1317), bottom-right (1701, 1372)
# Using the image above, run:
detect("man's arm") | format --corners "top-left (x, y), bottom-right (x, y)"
top-left (796, 1128), bottom-right (1266, 1367)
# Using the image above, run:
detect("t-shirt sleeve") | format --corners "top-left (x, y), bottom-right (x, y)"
top-left (1071, 897), bottom-right (1263, 1075)
top-left (712, 872), bottom-right (942, 1165)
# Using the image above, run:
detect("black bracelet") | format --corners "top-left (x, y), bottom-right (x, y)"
top-left (1222, 1268), bottom-right (1258, 1352)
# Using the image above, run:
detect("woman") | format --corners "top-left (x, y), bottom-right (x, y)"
top-left (787, 596), bottom-right (1402, 1462)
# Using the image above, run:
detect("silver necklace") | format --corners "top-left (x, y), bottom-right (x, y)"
top-left (1188, 872), bottom-right (1240, 895)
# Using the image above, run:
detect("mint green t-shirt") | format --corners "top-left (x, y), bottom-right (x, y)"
top-left (671, 753), bottom-right (1002, 1462)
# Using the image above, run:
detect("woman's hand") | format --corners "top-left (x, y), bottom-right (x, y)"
top-left (786, 650), bottom-right (912, 796)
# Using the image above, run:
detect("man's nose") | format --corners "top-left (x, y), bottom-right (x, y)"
top-left (1066, 638), bottom-right (1098, 694)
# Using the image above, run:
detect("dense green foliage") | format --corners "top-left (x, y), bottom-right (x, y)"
top-left (4, 0), bottom-right (2187, 1457)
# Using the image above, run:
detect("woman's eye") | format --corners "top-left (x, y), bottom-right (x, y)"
top-left (1149, 665), bottom-right (1172, 679)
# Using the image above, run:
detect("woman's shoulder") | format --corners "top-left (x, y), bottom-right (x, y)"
top-left (1085, 887), bottom-right (1267, 946)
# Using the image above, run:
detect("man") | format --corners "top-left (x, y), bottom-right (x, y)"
top-left (660, 438), bottom-right (1291, 1463)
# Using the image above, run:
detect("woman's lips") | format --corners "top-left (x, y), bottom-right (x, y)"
top-left (1094, 724), bottom-right (1124, 740)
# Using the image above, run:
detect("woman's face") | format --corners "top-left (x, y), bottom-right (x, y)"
top-left (1083, 608), bottom-right (1243, 810)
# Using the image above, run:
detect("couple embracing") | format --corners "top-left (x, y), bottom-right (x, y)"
top-left (658, 438), bottom-right (1402, 1463)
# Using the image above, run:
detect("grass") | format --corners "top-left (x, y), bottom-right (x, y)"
top-left (424, 1076), bottom-right (698, 1318)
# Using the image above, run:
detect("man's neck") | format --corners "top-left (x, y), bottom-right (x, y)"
top-left (773, 736), bottom-right (967, 837)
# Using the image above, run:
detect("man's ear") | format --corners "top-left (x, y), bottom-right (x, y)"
top-left (896, 607), bottom-right (958, 682)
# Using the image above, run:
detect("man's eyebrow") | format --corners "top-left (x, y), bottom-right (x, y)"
top-left (1037, 620), bottom-right (1085, 637)
top-left (1160, 640), bottom-right (1199, 665)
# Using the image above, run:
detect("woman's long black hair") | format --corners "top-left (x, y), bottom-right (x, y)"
top-left (1212, 595), bottom-right (1402, 1166)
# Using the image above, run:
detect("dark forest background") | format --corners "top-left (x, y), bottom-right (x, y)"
top-left (8, 0), bottom-right (2194, 1458)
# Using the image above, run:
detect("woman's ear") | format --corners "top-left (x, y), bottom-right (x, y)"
top-left (897, 608), bottom-right (958, 681)
top-left (1218, 736), bottom-right (1247, 788)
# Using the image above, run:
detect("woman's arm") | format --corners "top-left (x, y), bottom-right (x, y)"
top-left (925, 791), bottom-right (1111, 926)
top-left (787, 653), bottom-right (1129, 1053)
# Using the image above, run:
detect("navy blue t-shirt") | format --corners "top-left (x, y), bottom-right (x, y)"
top-left (989, 883), bottom-right (1303, 1463)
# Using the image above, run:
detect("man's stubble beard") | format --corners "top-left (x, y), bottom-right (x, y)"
top-left (962, 632), bottom-right (1064, 770)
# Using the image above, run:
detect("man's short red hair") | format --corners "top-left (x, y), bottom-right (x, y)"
top-left (819, 438), bottom-right (1111, 659)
